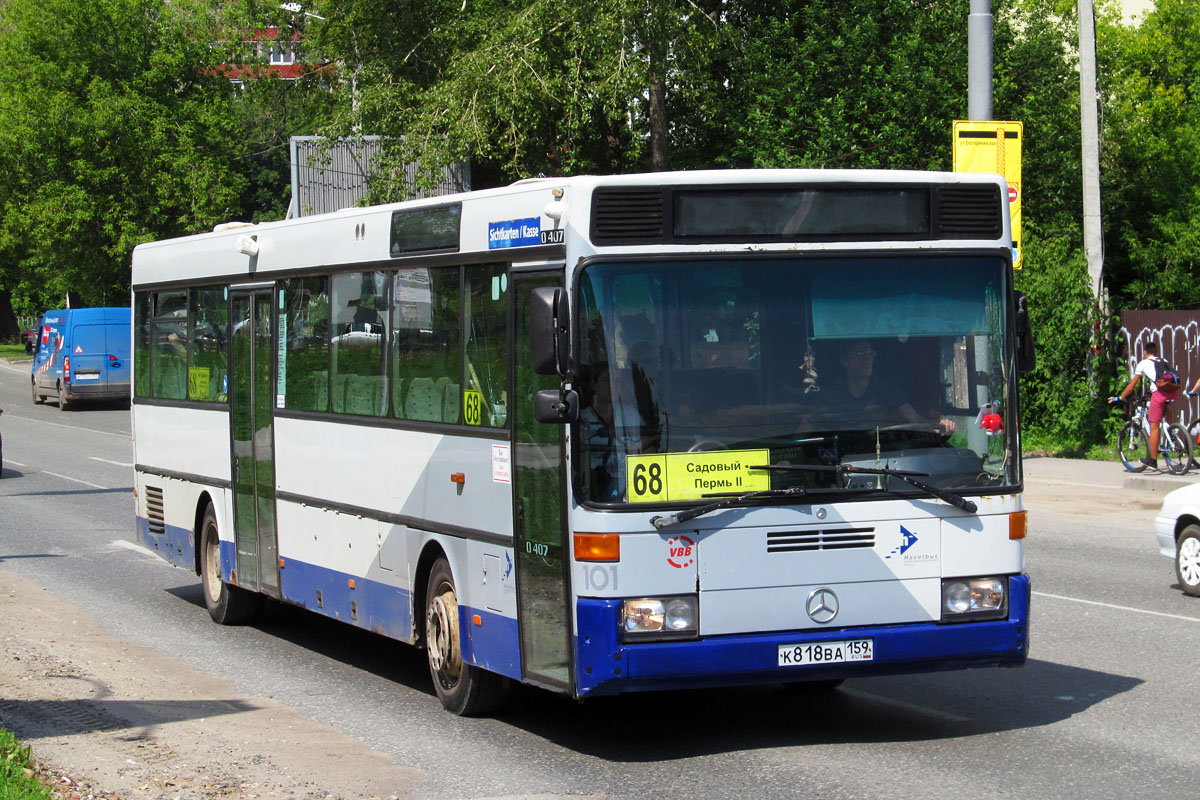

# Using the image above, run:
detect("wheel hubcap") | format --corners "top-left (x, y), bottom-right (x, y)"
top-left (1180, 538), bottom-right (1200, 587)
top-left (204, 526), bottom-right (221, 603)
top-left (426, 583), bottom-right (462, 687)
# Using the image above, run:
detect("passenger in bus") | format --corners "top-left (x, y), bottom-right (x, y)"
top-left (826, 339), bottom-right (955, 433)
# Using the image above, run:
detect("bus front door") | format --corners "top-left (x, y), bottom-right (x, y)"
top-left (512, 273), bottom-right (572, 690)
top-left (229, 289), bottom-right (281, 600)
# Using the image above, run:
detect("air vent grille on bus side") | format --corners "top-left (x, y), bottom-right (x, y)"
top-left (146, 486), bottom-right (165, 534)
top-left (591, 189), bottom-right (666, 244)
top-left (767, 528), bottom-right (876, 553)
top-left (937, 184), bottom-right (1004, 239)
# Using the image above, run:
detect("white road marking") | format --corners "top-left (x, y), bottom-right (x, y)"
top-left (0, 411), bottom-right (130, 439)
top-left (1034, 590), bottom-right (1200, 623)
top-left (109, 539), bottom-right (170, 561)
top-left (6, 459), bottom-right (26, 467)
top-left (89, 457), bottom-right (133, 467)
top-left (43, 470), bottom-right (109, 490)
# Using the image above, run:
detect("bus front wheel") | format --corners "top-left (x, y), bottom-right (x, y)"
top-left (424, 557), bottom-right (510, 716)
top-left (200, 504), bottom-right (261, 624)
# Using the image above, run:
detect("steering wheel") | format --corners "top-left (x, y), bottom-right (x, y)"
top-left (877, 422), bottom-right (940, 432)
top-left (688, 439), bottom-right (729, 453)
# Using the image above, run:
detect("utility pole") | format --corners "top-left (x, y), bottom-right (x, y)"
top-left (1078, 0), bottom-right (1105, 303)
top-left (968, 0), bottom-right (993, 120)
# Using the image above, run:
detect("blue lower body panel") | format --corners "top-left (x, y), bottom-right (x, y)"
top-left (575, 574), bottom-right (1030, 697)
top-left (134, 515), bottom-right (522, 681)
top-left (136, 516), bottom-right (195, 571)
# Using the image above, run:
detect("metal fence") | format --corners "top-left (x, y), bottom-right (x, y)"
top-left (1119, 310), bottom-right (1200, 425)
top-left (288, 136), bottom-right (471, 218)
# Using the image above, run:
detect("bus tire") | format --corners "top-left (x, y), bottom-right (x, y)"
top-left (200, 504), bottom-right (261, 624)
top-left (1176, 525), bottom-right (1200, 597)
top-left (31, 380), bottom-right (43, 404)
top-left (57, 382), bottom-right (69, 411)
top-left (424, 556), bottom-right (511, 716)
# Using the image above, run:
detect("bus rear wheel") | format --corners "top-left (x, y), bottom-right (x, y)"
top-left (200, 504), bottom-right (261, 624)
top-left (424, 557), bottom-right (510, 716)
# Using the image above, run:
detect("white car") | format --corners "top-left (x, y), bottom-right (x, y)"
top-left (1155, 481), bottom-right (1200, 596)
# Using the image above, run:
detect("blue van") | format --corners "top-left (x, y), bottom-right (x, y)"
top-left (31, 307), bottom-right (131, 409)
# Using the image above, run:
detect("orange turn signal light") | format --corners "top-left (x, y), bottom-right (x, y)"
top-left (574, 532), bottom-right (620, 562)
top-left (1009, 510), bottom-right (1027, 540)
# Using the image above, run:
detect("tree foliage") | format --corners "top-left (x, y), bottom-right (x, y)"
top-left (1101, 0), bottom-right (1200, 311)
top-left (0, 0), bottom-right (1196, 452)
top-left (0, 0), bottom-right (249, 313)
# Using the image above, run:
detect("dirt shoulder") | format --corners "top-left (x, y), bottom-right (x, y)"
top-left (0, 570), bottom-right (422, 800)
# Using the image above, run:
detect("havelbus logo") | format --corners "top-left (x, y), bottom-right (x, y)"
top-left (886, 525), bottom-right (919, 559)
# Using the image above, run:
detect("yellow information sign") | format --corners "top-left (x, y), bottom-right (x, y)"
top-left (187, 367), bottom-right (210, 401)
top-left (952, 120), bottom-right (1023, 269)
top-left (626, 449), bottom-right (771, 503)
top-left (463, 390), bottom-right (484, 425)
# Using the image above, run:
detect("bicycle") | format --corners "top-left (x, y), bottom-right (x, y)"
top-left (1115, 393), bottom-right (1192, 474)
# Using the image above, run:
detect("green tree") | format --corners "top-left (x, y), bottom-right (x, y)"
top-left (0, 0), bottom-right (247, 318)
top-left (1101, 0), bottom-right (1200, 311)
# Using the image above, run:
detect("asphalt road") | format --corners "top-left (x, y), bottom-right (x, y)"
top-left (2, 357), bottom-right (1199, 799)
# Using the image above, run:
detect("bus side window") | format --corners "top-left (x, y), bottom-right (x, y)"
top-left (189, 286), bottom-right (229, 402)
top-left (393, 266), bottom-right (462, 423)
top-left (280, 276), bottom-right (331, 413)
top-left (464, 264), bottom-right (508, 427)
top-left (151, 290), bottom-right (188, 400)
top-left (331, 271), bottom-right (389, 417)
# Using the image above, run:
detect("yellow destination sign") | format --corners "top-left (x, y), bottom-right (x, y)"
top-left (952, 119), bottom-right (1023, 269)
top-left (626, 449), bottom-right (771, 503)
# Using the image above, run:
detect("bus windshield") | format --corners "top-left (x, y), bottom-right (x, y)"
top-left (574, 255), bottom-right (1017, 504)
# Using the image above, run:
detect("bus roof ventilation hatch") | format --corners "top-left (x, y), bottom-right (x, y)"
top-left (935, 184), bottom-right (1003, 240)
top-left (590, 188), bottom-right (666, 245)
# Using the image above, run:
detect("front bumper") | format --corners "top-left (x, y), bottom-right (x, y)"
top-left (574, 573), bottom-right (1030, 697)
top-left (1155, 515), bottom-right (1177, 558)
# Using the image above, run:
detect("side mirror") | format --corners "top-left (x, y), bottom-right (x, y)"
top-left (535, 388), bottom-right (579, 424)
top-left (530, 286), bottom-right (569, 376)
top-left (1014, 290), bottom-right (1036, 374)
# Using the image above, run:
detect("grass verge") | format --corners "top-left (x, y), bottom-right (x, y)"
top-left (0, 728), bottom-right (51, 800)
top-left (0, 344), bottom-right (31, 360)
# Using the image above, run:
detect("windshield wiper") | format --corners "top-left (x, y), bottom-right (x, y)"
top-left (751, 463), bottom-right (978, 514)
top-left (649, 486), bottom-right (808, 530)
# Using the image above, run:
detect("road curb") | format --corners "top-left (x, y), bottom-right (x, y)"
top-left (1123, 473), bottom-right (1197, 494)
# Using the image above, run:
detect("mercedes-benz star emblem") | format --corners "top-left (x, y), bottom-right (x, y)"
top-left (806, 588), bottom-right (839, 624)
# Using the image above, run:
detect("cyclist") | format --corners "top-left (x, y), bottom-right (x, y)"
top-left (1110, 340), bottom-right (1180, 469)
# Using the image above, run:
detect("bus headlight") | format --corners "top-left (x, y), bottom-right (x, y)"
top-left (621, 595), bottom-right (698, 640)
top-left (941, 577), bottom-right (1007, 621)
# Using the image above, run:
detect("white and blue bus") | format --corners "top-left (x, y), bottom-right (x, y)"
top-left (131, 169), bottom-right (1034, 715)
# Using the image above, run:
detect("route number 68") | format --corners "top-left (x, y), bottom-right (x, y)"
top-left (628, 456), bottom-right (667, 501)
